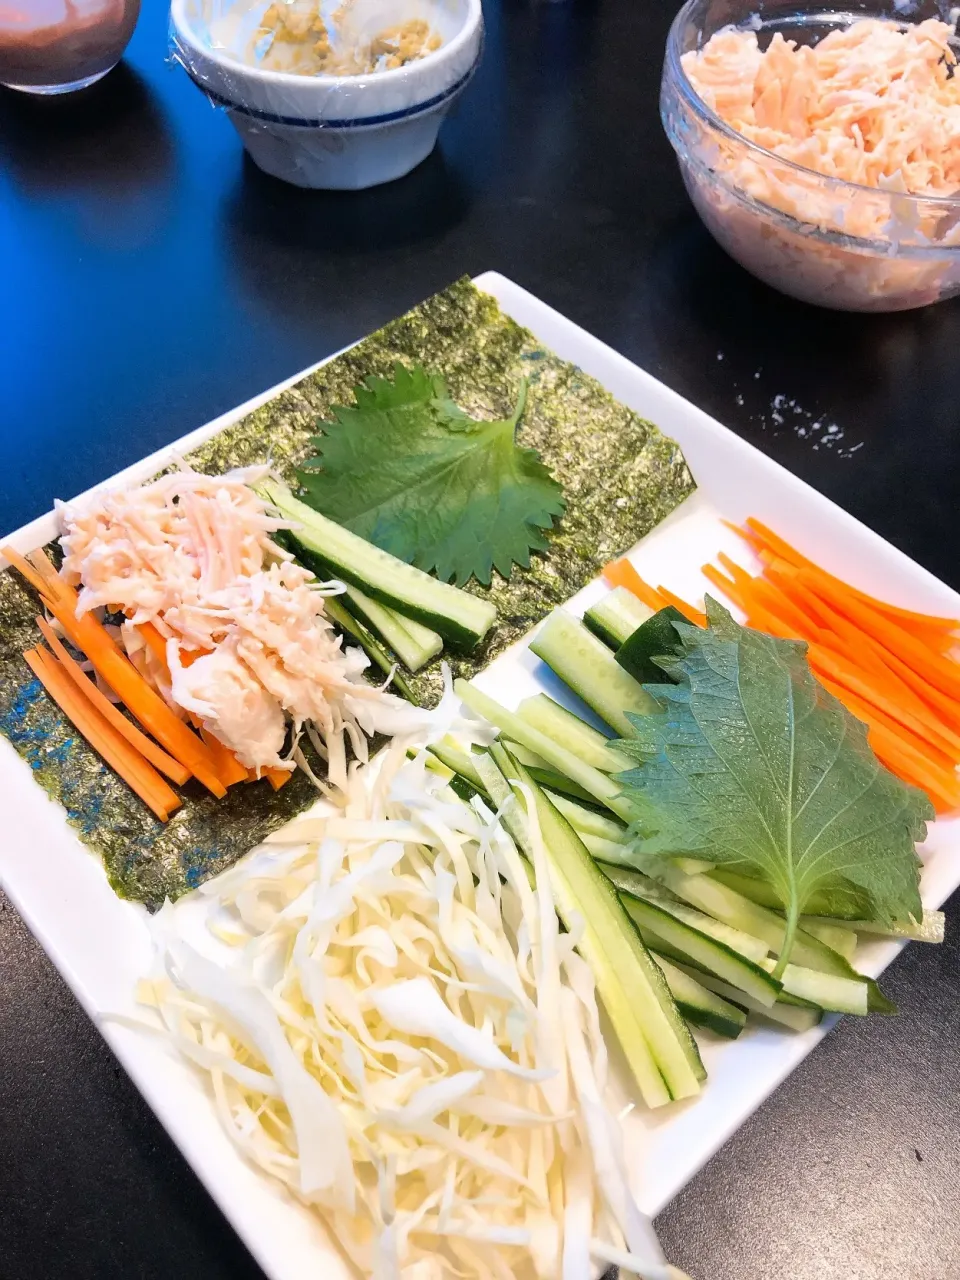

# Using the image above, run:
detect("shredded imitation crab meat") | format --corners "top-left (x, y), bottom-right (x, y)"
top-left (56, 464), bottom-right (415, 781)
top-left (679, 18), bottom-right (960, 307)
top-left (684, 19), bottom-right (960, 201)
top-left (137, 746), bottom-right (685, 1279)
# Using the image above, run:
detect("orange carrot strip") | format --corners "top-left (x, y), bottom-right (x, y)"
top-left (35, 617), bottom-right (191, 786)
top-left (807, 636), bottom-right (960, 757)
top-left (199, 727), bottom-right (250, 787)
top-left (741, 519), bottom-right (960, 634)
top-left (702, 564), bottom-right (747, 612)
top-left (264, 766), bottom-right (292, 791)
top-left (2, 545), bottom-right (54, 597)
top-left (817, 674), bottom-right (960, 809)
top-left (812, 663), bottom-right (956, 771)
top-left (35, 583), bottom-right (226, 798)
top-left (138, 621), bottom-right (170, 668)
top-left (602, 559), bottom-right (670, 612)
top-left (655, 586), bottom-right (707, 627)
top-left (24, 647), bottom-right (180, 821)
top-left (793, 567), bottom-right (960, 702)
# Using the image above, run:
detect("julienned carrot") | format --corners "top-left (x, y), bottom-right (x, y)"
top-left (702, 563), bottom-right (747, 611)
top-left (35, 617), bottom-right (191, 786)
top-left (138, 621), bottom-right (170, 667)
top-left (264, 766), bottom-right (292, 791)
top-left (24, 647), bottom-right (180, 822)
top-left (811, 653), bottom-right (959, 765)
top-left (789, 566), bottom-right (960, 702)
top-left (35, 585), bottom-right (226, 799)
top-left (602, 559), bottom-right (669, 612)
top-left (655, 585), bottom-right (706, 627)
top-left (736, 518), bottom-right (960, 637)
top-left (199, 727), bottom-right (250, 787)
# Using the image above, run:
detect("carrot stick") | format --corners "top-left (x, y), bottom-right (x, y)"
top-left (739, 519), bottom-right (960, 634)
top-left (815, 674), bottom-right (959, 809)
top-left (812, 665), bottom-right (956, 770)
top-left (24, 647), bottom-right (180, 821)
top-left (655, 586), bottom-right (706, 627)
top-left (36, 587), bottom-right (226, 798)
top-left (264, 766), bottom-right (292, 791)
top-left (793, 567), bottom-right (960, 701)
top-left (35, 617), bottom-right (190, 786)
top-left (199, 727), bottom-right (250, 787)
top-left (138, 621), bottom-right (170, 668)
top-left (702, 563), bottom-right (747, 612)
top-left (602, 559), bottom-right (669, 612)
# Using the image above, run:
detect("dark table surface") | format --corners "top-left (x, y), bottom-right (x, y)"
top-left (2, 3), bottom-right (959, 1278)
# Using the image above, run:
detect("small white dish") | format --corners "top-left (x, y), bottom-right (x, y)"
top-left (169, 0), bottom-right (482, 189)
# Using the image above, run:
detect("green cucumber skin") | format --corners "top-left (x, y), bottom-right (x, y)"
top-left (263, 481), bottom-right (496, 650)
top-left (517, 694), bottom-right (632, 774)
top-left (615, 605), bottom-right (687, 685)
top-left (455, 681), bottom-right (632, 822)
top-left (652, 953), bottom-right (747, 1039)
top-left (529, 610), bottom-right (658, 737)
top-left (584, 588), bottom-right (655, 649)
top-left (617, 891), bottom-right (782, 1008)
top-left (491, 745), bottom-right (706, 1101)
top-left (321, 595), bottom-right (415, 702)
top-left (342, 583), bottom-right (442, 672)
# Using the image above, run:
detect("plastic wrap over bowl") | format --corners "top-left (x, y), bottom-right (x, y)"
top-left (170, 0), bottom-right (482, 189)
top-left (661, 0), bottom-right (960, 312)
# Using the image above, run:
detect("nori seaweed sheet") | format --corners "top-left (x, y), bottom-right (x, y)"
top-left (0, 278), bottom-right (694, 908)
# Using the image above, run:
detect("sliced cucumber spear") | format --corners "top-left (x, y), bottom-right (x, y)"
top-left (262, 480), bottom-right (497, 650)
top-left (685, 968), bottom-right (824, 1033)
top-left (651, 953), bottom-right (747, 1040)
top-left (480, 744), bottom-right (704, 1105)
top-left (529, 609), bottom-right (658, 736)
top-left (322, 594), bottom-right (415, 702)
top-left (341, 583), bottom-right (442, 672)
top-left (583, 587), bottom-right (654, 649)
top-left (455, 680), bottom-right (633, 822)
top-left (516, 693), bottom-right (632, 773)
top-left (653, 866), bottom-right (895, 1014)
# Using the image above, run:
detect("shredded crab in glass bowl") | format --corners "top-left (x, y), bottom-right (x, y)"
top-left (661, 0), bottom-right (960, 311)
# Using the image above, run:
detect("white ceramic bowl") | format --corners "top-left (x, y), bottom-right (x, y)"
top-left (170, 0), bottom-right (483, 189)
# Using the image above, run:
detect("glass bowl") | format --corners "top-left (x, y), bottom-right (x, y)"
top-left (661, 0), bottom-right (960, 312)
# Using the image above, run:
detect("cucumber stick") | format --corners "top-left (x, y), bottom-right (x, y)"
top-left (322, 595), bottom-right (415, 702)
top-left (601, 864), bottom-right (769, 963)
top-left (687, 968), bottom-right (824, 1033)
top-left (658, 867), bottom-right (895, 1013)
top-left (614, 890), bottom-right (782, 1008)
top-left (426, 736), bottom-right (488, 794)
top-left (758, 958), bottom-right (868, 1015)
top-left (545, 792), bottom-right (627, 842)
top-left (803, 911), bottom-right (945, 945)
top-left (262, 480), bottom-right (496, 650)
top-left (651, 953), bottom-right (746, 1039)
top-left (455, 681), bottom-right (633, 821)
top-left (517, 694), bottom-right (632, 773)
top-left (798, 920), bottom-right (858, 963)
top-left (484, 745), bottom-right (705, 1104)
top-left (529, 610), bottom-right (658, 736)
top-left (583, 587), bottom-right (654, 648)
top-left (342, 583), bottom-right (442, 672)
top-left (615, 605), bottom-right (687, 685)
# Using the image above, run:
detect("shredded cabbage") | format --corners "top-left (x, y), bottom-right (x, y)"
top-left (140, 742), bottom-right (683, 1278)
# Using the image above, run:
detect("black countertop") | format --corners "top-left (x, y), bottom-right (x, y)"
top-left (1, 3), bottom-right (959, 1277)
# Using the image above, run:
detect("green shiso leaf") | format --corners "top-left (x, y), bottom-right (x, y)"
top-left (615, 599), bottom-right (930, 975)
top-left (296, 362), bottom-right (566, 587)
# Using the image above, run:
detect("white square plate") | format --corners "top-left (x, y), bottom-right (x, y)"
top-left (2, 272), bottom-right (957, 1279)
